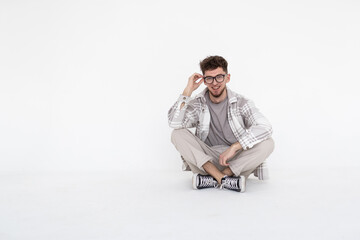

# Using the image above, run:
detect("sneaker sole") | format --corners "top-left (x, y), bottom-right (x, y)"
top-left (240, 175), bottom-right (246, 193)
top-left (192, 173), bottom-right (199, 190)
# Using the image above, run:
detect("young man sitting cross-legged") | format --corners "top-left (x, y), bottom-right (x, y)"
top-left (168, 56), bottom-right (274, 192)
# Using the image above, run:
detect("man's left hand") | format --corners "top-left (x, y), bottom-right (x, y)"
top-left (219, 142), bottom-right (243, 166)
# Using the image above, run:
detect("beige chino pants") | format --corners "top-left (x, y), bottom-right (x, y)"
top-left (171, 129), bottom-right (275, 178)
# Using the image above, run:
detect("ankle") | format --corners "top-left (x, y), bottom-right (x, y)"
top-left (216, 175), bottom-right (226, 184)
top-left (222, 168), bottom-right (234, 177)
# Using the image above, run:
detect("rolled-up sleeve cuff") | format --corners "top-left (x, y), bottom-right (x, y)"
top-left (238, 138), bottom-right (249, 151)
top-left (176, 94), bottom-right (192, 109)
top-left (237, 132), bottom-right (257, 150)
top-left (238, 134), bottom-right (262, 151)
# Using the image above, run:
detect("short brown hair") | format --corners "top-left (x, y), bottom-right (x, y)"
top-left (200, 56), bottom-right (228, 74)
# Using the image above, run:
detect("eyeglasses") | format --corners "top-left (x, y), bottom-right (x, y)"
top-left (203, 74), bottom-right (226, 84)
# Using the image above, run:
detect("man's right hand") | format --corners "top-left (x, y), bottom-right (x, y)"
top-left (182, 73), bottom-right (204, 97)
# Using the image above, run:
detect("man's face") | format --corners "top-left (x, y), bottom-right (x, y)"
top-left (203, 67), bottom-right (230, 98)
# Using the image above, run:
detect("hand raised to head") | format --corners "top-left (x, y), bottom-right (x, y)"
top-left (183, 73), bottom-right (204, 96)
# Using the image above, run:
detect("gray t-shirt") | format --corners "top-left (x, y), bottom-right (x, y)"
top-left (204, 91), bottom-right (237, 147)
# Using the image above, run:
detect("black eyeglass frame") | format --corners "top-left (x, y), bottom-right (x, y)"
top-left (203, 74), bottom-right (226, 84)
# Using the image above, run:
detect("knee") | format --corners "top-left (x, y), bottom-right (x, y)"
top-left (267, 138), bottom-right (275, 153)
top-left (259, 138), bottom-right (275, 156)
top-left (171, 128), bottom-right (189, 145)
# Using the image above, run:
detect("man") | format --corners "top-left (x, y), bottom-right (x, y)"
top-left (168, 56), bottom-right (274, 192)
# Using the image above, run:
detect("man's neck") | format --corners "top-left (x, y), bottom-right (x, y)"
top-left (209, 88), bottom-right (227, 104)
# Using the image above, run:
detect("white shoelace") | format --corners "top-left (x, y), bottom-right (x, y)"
top-left (199, 175), bottom-right (218, 188)
top-left (220, 177), bottom-right (240, 190)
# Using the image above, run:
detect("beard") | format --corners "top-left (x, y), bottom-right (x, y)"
top-left (209, 86), bottom-right (226, 98)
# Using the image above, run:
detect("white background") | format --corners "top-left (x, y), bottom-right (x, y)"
top-left (1, 0), bottom-right (360, 239)
top-left (1, 0), bottom-right (360, 173)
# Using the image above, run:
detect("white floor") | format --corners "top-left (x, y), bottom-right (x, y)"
top-left (1, 166), bottom-right (360, 240)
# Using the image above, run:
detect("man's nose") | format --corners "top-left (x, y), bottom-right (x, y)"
top-left (213, 80), bottom-right (218, 85)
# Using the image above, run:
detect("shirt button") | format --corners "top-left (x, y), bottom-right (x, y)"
top-left (183, 97), bottom-right (186, 100)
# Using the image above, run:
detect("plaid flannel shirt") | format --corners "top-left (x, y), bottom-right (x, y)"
top-left (168, 87), bottom-right (273, 150)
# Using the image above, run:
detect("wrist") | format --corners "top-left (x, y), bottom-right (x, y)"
top-left (231, 142), bottom-right (242, 152)
top-left (182, 88), bottom-right (192, 97)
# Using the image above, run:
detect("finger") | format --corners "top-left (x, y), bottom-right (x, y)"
top-left (191, 73), bottom-right (200, 78)
top-left (219, 158), bottom-right (223, 166)
top-left (195, 78), bottom-right (203, 84)
top-left (193, 73), bottom-right (203, 80)
top-left (189, 73), bottom-right (200, 82)
top-left (193, 76), bottom-right (202, 82)
top-left (221, 159), bottom-right (227, 166)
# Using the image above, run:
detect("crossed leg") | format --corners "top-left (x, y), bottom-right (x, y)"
top-left (171, 129), bottom-right (274, 183)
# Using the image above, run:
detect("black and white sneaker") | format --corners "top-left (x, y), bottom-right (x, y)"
top-left (192, 173), bottom-right (219, 190)
top-left (220, 175), bottom-right (246, 192)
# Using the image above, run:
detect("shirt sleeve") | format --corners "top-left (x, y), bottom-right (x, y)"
top-left (168, 94), bottom-right (199, 129)
top-left (237, 100), bottom-right (273, 150)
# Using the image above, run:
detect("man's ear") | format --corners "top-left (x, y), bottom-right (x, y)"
top-left (226, 74), bottom-right (231, 83)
